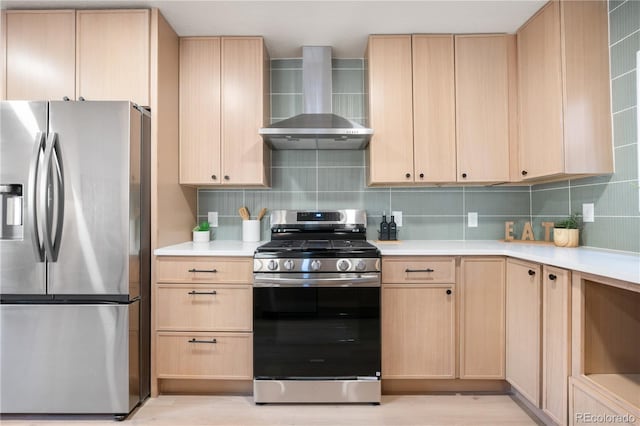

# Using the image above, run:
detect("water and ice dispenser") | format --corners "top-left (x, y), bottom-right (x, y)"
top-left (0, 184), bottom-right (23, 240)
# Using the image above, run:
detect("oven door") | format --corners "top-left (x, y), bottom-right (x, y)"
top-left (253, 274), bottom-right (381, 380)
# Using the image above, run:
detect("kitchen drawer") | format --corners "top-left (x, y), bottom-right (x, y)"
top-left (382, 257), bottom-right (456, 284)
top-left (156, 332), bottom-right (252, 379)
top-left (156, 284), bottom-right (252, 332)
top-left (156, 257), bottom-right (252, 283)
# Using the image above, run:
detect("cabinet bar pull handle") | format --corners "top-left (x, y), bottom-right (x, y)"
top-left (188, 268), bottom-right (217, 273)
top-left (548, 274), bottom-right (557, 281)
top-left (188, 290), bottom-right (217, 295)
top-left (188, 338), bottom-right (217, 344)
top-left (405, 268), bottom-right (435, 273)
top-left (528, 269), bottom-right (536, 276)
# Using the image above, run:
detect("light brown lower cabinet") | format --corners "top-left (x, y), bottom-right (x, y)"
top-left (506, 258), bottom-right (542, 406)
top-left (382, 283), bottom-right (456, 379)
top-left (156, 332), bottom-right (252, 379)
top-left (459, 257), bottom-right (506, 379)
top-left (542, 265), bottom-right (571, 425)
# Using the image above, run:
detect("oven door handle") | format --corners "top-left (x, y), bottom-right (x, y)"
top-left (253, 274), bottom-right (380, 287)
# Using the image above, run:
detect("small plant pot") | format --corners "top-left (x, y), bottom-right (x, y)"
top-left (192, 230), bottom-right (210, 243)
top-left (553, 228), bottom-right (579, 248)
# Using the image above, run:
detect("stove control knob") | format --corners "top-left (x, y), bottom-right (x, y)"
top-left (337, 259), bottom-right (351, 272)
top-left (355, 260), bottom-right (367, 271)
top-left (283, 259), bottom-right (295, 271)
top-left (267, 260), bottom-right (278, 271)
top-left (310, 260), bottom-right (322, 271)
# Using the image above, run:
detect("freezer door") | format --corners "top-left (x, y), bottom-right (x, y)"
top-left (0, 302), bottom-right (140, 414)
top-left (47, 101), bottom-right (140, 296)
top-left (0, 101), bottom-right (47, 295)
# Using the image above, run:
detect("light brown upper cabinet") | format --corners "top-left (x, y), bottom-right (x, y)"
top-left (366, 35), bottom-right (415, 185)
top-left (366, 34), bottom-right (515, 185)
top-left (76, 10), bottom-right (150, 106)
top-left (179, 37), bottom-right (270, 187)
top-left (3, 9), bottom-right (150, 106)
top-left (4, 10), bottom-right (76, 101)
top-left (455, 35), bottom-right (514, 183)
top-left (517, 0), bottom-right (612, 182)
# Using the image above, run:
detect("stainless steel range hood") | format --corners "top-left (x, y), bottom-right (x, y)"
top-left (259, 46), bottom-right (373, 150)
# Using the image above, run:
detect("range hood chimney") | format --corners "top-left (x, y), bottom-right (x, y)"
top-left (259, 46), bottom-right (373, 150)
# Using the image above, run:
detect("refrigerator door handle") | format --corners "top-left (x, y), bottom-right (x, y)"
top-left (27, 132), bottom-right (46, 262)
top-left (41, 132), bottom-right (65, 262)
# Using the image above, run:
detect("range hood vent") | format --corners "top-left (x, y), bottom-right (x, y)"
top-left (259, 46), bottom-right (373, 150)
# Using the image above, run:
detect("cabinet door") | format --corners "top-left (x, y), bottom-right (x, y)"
top-left (76, 10), bottom-right (150, 106)
top-left (179, 38), bottom-right (221, 185)
top-left (5, 10), bottom-right (75, 101)
top-left (506, 259), bottom-right (541, 406)
top-left (455, 35), bottom-right (511, 183)
top-left (221, 37), bottom-right (269, 186)
top-left (517, 2), bottom-right (564, 179)
top-left (460, 257), bottom-right (505, 379)
top-left (543, 265), bottom-right (571, 425)
top-left (412, 35), bottom-right (456, 183)
top-left (366, 35), bottom-right (414, 185)
top-left (382, 284), bottom-right (455, 378)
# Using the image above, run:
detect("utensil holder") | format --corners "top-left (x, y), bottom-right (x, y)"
top-left (242, 220), bottom-right (260, 242)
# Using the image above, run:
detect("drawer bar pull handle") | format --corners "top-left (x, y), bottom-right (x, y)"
top-left (188, 268), bottom-right (218, 273)
top-left (188, 290), bottom-right (218, 295)
top-left (188, 338), bottom-right (217, 344)
top-left (405, 268), bottom-right (435, 273)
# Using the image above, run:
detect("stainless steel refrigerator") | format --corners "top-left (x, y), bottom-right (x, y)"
top-left (0, 101), bottom-right (151, 418)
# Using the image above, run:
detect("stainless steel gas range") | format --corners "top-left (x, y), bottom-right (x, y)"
top-left (252, 209), bottom-right (381, 404)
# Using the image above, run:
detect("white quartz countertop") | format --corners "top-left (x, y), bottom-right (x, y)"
top-left (155, 240), bottom-right (640, 285)
top-left (154, 241), bottom-right (266, 257)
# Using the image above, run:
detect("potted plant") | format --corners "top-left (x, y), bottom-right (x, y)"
top-left (192, 221), bottom-right (210, 243)
top-left (553, 213), bottom-right (581, 248)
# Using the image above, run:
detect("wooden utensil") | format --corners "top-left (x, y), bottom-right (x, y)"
top-left (238, 207), bottom-right (250, 220)
top-left (257, 208), bottom-right (267, 221)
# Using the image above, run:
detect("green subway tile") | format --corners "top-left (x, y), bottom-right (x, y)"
top-left (611, 71), bottom-right (636, 113)
top-left (366, 216), bottom-right (383, 240)
top-left (400, 216), bottom-right (464, 240)
top-left (466, 216), bottom-right (531, 241)
top-left (531, 180), bottom-right (569, 191)
top-left (364, 191), bottom-right (392, 216)
top-left (318, 192), bottom-right (365, 210)
top-left (332, 59), bottom-right (363, 69)
top-left (609, 0), bottom-right (640, 44)
top-left (570, 181), bottom-right (640, 216)
top-left (332, 94), bottom-right (364, 119)
top-left (245, 191), bottom-right (316, 212)
top-left (613, 107), bottom-right (637, 147)
top-left (211, 217), bottom-right (242, 240)
top-left (271, 59), bottom-right (302, 69)
top-left (271, 94), bottom-right (303, 119)
top-left (580, 217), bottom-right (640, 253)
top-left (198, 191), bottom-right (244, 216)
top-left (464, 191), bottom-right (530, 216)
top-left (614, 143), bottom-right (639, 180)
top-left (317, 150), bottom-right (365, 167)
top-left (610, 31), bottom-right (640, 78)
top-left (332, 69), bottom-right (364, 94)
top-left (271, 167), bottom-right (316, 191)
top-left (531, 188), bottom-right (571, 216)
top-left (568, 174), bottom-right (614, 187)
top-left (391, 191), bottom-right (463, 215)
top-left (464, 186), bottom-right (530, 192)
top-left (271, 69), bottom-right (302, 94)
top-left (317, 167), bottom-right (364, 191)
top-left (271, 150), bottom-right (317, 167)
top-left (609, 0), bottom-right (625, 12)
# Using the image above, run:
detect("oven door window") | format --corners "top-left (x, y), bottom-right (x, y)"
top-left (253, 286), bottom-right (381, 379)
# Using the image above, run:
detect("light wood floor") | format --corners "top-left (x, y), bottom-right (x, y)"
top-left (1, 395), bottom-right (541, 425)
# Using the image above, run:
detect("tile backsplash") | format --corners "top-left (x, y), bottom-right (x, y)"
top-left (198, 1), bottom-right (640, 253)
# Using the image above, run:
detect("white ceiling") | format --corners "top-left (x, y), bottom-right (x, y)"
top-left (3, 0), bottom-right (547, 57)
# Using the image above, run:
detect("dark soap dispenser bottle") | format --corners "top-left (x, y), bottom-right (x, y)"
top-left (380, 213), bottom-right (389, 241)
top-left (389, 215), bottom-right (397, 240)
